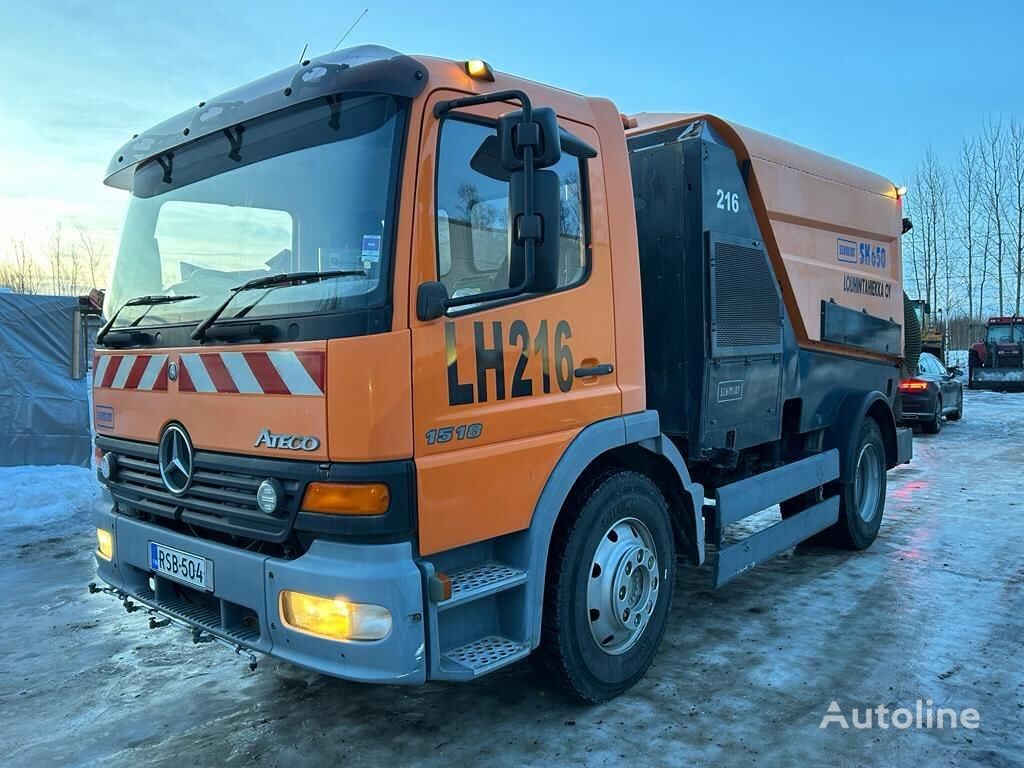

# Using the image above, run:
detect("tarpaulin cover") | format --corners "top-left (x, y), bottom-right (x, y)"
top-left (0, 294), bottom-right (91, 467)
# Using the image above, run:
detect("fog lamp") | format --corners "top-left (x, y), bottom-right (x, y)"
top-left (96, 528), bottom-right (114, 561)
top-left (279, 590), bottom-right (392, 641)
top-left (99, 452), bottom-right (116, 480)
top-left (256, 479), bottom-right (282, 514)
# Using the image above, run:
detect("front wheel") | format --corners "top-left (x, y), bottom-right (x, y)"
top-left (535, 470), bottom-right (675, 703)
top-left (829, 418), bottom-right (887, 550)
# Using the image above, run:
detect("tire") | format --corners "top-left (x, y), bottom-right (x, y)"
top-left (922, 396), bottom-right (943, 434)
top-left (947, 390), bottom-right (963, 421)
top-left (535, 470), bottom-right (675, 703)
top-left (829, 418), bottom-right (887, 550)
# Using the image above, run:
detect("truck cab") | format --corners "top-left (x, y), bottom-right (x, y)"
top-left (92, 45), bottom-right (910, 702)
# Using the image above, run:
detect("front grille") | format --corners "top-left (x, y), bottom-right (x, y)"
top-left (98, 435), bottom-right (323, 544)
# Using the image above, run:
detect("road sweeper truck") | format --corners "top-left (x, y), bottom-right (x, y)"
top-left (90, 45), bottom-right (912, 702)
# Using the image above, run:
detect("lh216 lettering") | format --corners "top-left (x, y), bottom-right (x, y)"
top-left (446, 320), bottom-right (574, 406)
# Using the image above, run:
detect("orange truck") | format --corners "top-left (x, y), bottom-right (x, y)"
top-left (90, 45), bottom-right (912, 702)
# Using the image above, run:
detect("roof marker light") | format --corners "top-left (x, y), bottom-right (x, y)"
top-left (465, 59), bottom-right (494, 81)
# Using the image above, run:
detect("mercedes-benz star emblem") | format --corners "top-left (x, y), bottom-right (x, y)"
top-left (158, 424), bottom-right (194, 495)
top-left (167, 361), bottom-right (178, 381)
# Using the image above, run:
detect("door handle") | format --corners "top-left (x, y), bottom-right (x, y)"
top-left (574, 363), bottom-right (614, 379)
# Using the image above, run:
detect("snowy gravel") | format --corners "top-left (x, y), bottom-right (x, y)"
top-left (1, 391), bottom-right (1022, 767)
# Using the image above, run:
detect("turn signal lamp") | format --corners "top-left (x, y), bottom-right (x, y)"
top-left (301, 482), bottom-right (389, 516)
top-left (279, 590), bottom-right (392, 641)
top-left (96, 528), bottom-right (114, 561)
top-left (899, 379), bottom-right (928, 392)
top-left (465, 59), bottom-right (494, 81)
top-left (896, 185), bottom-right (908, 198)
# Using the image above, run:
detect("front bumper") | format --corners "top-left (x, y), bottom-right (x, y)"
top-left (94, 507), bottom-right (426, 683)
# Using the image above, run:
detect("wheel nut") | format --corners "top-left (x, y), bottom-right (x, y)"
top-left (619, 586), bottom-right (627, 600)
top-left (637, 551), bottom-right (643, 563)
top-left (647, 600), bottom-right (654, 613)
top-left (648, 556), bottom-right (655, 569)
top-left (622, 608), bottom-right (630, 621)
top-left (634, 614), bottom-right (641, 627)
top-left (625, 562), bottom-right (632, 575)
top-left (652, 576), bottom-right (658, 589)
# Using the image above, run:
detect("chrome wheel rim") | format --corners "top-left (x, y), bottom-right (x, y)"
top-left (587, 517), bottom-right (660, 655)
top-left (854, 442), bottom-right (882, 522)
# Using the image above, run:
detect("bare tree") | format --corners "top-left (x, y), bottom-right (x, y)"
top-left (0, 237), bottom-right (41, 294)
top-left (979, 118), bottom-right (1008, 315)
top-left (71, 218), bottom-right (107, 290)
top-left (1008, 118), bottom-right (1024, 314)
top-left (955, 138), bottom-right (981, 320)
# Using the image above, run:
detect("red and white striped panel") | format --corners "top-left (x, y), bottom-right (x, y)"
top-left (178, 350), bottom-right (325, 396)
top-left (93, 354), bottom-right (169, 391)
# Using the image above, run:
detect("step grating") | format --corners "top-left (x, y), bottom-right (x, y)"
top-left (442, 636), bottom-right (529, 675)
top-left (450, 563), bottom-right (522, 597)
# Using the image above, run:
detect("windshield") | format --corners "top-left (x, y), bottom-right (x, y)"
top-left (106, 93), bottom-right (404, 330)
top-left (987, 324), bottom-right (1024, 343)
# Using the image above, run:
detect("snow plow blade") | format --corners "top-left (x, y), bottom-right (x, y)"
top-left (970, 368), bottom-right (1024, 392)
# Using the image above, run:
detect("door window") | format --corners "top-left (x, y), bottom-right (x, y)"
top-left (435, 117), bottom-right (588, 302)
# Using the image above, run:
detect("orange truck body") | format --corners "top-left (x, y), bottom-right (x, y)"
top-left (91, 47), bottom-right (910, 692)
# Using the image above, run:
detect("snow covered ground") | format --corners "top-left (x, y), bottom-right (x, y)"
top-left (0, 392), bottom-right (1021, 767)
top-left (0, 465), bottom-right (101, 532)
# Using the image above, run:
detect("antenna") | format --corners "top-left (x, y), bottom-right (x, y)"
top-left (332, 8), bottom-right (368, 52)
top-left (298, 43), bottom-right (309, 64)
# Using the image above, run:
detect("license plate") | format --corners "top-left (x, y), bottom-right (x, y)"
top-left (149, 542), bottom-right (213, 591)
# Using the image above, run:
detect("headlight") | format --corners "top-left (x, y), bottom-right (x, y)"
top-left (96, 528), bottom-right (114, 560)
top-left (279, 590), bottom-right (392, 641)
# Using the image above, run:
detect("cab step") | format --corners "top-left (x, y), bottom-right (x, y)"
top-left (440, 635), bottom-right (530, 677)
top-left (436, 562), bottom-right (527, 611)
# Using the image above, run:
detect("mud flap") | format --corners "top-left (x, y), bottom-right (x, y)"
top-left (896, 427), bottom-right (913, 465)
top-left (712, 449), bottom-right (840, 588)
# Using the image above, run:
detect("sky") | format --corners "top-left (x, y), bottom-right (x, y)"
top-left (1, 0), bottom-right (1022, 271)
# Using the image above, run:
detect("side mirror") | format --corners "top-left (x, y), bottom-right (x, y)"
top-left (497, 107), bottom-right (561, 171)
top-left (417, 281), bottom-right (450, 321)
top-left (509, 168), bottom-right (562, 292)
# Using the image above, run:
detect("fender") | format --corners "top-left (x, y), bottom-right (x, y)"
top-left (514, 410), bottom-right (704, 649)
top-left (823, 390), bottom-right (899, 476)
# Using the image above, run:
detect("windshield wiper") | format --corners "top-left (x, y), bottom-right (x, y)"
top-left (96, 294), bottom-right (199, 345)
top-left (191, 269), bottom-right (365, 342)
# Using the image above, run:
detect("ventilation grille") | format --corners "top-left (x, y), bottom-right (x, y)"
top-left (711, 239), bottom-right (782, 352)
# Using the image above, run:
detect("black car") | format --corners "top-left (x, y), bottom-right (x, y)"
top-left (898, 352), bottom-right (964, 433)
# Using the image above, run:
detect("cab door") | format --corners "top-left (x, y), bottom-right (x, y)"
top-left (409, 91), bottom-right (620, 555)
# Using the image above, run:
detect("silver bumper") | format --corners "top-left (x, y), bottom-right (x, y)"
top-left (94, 508), bottom-right (426, 684)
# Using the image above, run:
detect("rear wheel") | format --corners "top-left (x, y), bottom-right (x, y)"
top-left (922, 396), bottom-right (943, 434)
top-left (947, 390), bottom-right (963, 421)
top-left (535, 470), bottom-right (675, 703)
top-left (830, 418), bottom-right (887, 550)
